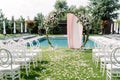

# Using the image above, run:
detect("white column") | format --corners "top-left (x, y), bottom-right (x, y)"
top-left (114, 22), bottom-right (117, 33)
top-left (21, 22), bottom-right (23, 33)
top-left (13, 21), bottom-right (16, 34)
top-left (119, 24), bottom-right (120, 34)
top-left (3, 20), bottom-right (6, 34)
top-left (116, 23), bottom-right (118, 33)
top-left (111, 23), bottom-right (113, 34)
top-left (25, 22), bottom-right (27, 33)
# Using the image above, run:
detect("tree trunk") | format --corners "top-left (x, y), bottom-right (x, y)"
top-left (45, 28), bottom-right (54, 48)
top-left (100, 20), bottom-right (111, 34)
top-left (81, 29), bottom-right (89, 49)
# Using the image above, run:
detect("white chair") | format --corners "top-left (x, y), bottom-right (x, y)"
top-left (27, 41), bottom-right (42, 68)
top-left (3, 42), bottom-right (31, 77)
top-left (0, 72), bottom-right (4, 80)
top-left (99, 45), bottom-right (113, 76)
top-left (31, 39), bottom-right (42, 61)
top-left (0, 48), bottom-right (20, 80)
top-left (92, 41), bottom-right (106, 67)
top-left (6, 39), bottom-right (40, 75)
top-left (100, 43), bottom-right (120, 76)
top-left (11, 46), bottom-right (31, 77)
top-left (106, 47), bottom-right (120, 80)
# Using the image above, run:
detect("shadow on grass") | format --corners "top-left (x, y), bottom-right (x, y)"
top-left (21, 60), bottom-right (49, 80)
top-left (40, 60), bottom-right (49, 64)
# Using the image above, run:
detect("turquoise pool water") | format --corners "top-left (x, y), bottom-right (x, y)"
top-left (36, 37), bottom-right (94, 48)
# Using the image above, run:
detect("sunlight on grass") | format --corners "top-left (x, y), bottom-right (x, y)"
top-left (21, 47), bottom-right (105, 80)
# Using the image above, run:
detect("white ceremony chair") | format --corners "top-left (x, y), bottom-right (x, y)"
top-left (4, 41), bottom-right (31, 77)
top-left (99, 45), bottom-right (113, 76)
top-left (30, 39), bottom-right (42, 60)
top-left (92, 40), bottom-right (106, 67)
top-left (106, 47), bottom-right (120, 80)
top-left (26, 41), bottom-right (42, 68)
top-left (0, 48), bottom-right (20, 80)
top-left (0, 72), bottom-right (4, 80)
top-left (11, 46), bottom-right (31, 77)
top-left (100, 43), bottom-right (120, 76)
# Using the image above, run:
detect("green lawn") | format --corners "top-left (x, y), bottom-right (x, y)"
top-left (20, 47), bottom-right (106, 80)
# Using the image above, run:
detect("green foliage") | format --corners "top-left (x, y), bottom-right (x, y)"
top-left (116, 19), bottom-right (120, 24)
top-left (34, 13), bottom-right (45, 34)
top-left (68, 5), bottom-right (77, 13)
top-left (5, 19), bottom-right (12, 34)
top-left (34, 13), bottom-right (44, 29)
top-left (54, 0), bottom-right (68, 20)
top-left (16, 18), bottom-right (22, 33)
top-left (0, 9), bottom-right (5, 34)
top-left (54, 0), bottom-right (68, 11)
top-left (10, 16), bottom-right (16, 34)
top-left (77, 6), bottom-right (88, 15)
top-left (88, 0), bottom-right (120, 20)
top-left (88, 0), bottom-right (120, 34)
top-left (7, 20), bottom-right (13, 34)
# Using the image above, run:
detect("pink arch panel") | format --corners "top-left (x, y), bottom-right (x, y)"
top-left (67, 13), bottom-right (83, 49)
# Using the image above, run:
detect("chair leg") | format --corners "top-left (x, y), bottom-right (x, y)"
top-left (0, 72), bottom-right (4, 80)
top-left (100, 62), bottom-right (106, 76)
top-left (26, 67), bottom-right (29, 77)
top-left (19, 70), bottom-right (21, 80)
top-left (33, 60), bottom-right (36, 68)
top-left (12, 73), bottom-right (15, 80)
top-left (35, 57), bottom-right (38, 67)
top-left (106, 70), bottom-right (112, 80)
top-left (29, 62), bottom-right (31, 72)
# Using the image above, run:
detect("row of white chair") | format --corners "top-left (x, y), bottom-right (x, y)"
top-left (0, 38), bottom-right (42, 80)
top-left (92, 37), bottom-right (120, 80)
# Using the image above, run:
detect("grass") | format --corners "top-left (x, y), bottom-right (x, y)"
top-left (20, 47), bottom-right (106, 80)
top-left (0, 34), bottom-right (37, 40)
top-left (0, 34), bottom-right (21, 40)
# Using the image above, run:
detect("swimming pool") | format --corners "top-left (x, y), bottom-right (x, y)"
top-left (36, 37), bottom-right (95, 49)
